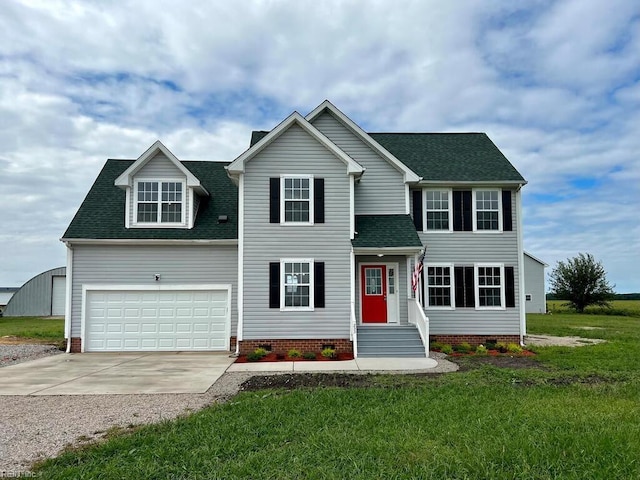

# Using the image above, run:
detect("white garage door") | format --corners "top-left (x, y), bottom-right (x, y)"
top-left (85, 288), bottom-right (230, 352)
top-left (51, 276), bottom-right (66, 316)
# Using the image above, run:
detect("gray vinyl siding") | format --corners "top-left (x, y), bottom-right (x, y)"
top-left (3, 267), bottom-right (66, 316)
top-left (243, 123), bottom-right (352, 339)
top-left (524, 254), bottom-right (547, 314)
top-left (415, 189), bottom-right (522, 335)
top-left (129, 153), bottom-right (191, 227)
top-left (311, 111), bottom-right (406, 215)
top-left (69, 245), bottom-right (237, 338)
top-left (355, 256), bottom-right (409, 325)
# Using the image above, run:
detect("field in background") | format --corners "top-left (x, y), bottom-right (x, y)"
top-left (0, 316), bottom-right (64, 345)
top-left (546, 299), bottom-right (640, 316)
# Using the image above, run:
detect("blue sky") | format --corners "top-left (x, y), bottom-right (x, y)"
top-left (0, 0), bottom-right (638, 292)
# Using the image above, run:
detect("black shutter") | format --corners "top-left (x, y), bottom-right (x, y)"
top-left (502, 190), bottom-right (512, 231)
top-left (505, 266), bottom-right (515, 307)
top-left (269, 178), bottom-right (280, 224)
top-left (453, 191), bottom-right (472, 231)
top-left (462, 191), bottom-right (472, 231)
top-left (269, 262), bottom-right (280, 308)
top-left (453, 191), bottom-right (463, 231)
top-left (314, 178), bottom-right (325, 224)
top-left (465, 266), bottom-right (475, 307)
top-left (412, 190), bottom-right (423, 230)
top-left (314, 262), bottom-right (325, 308)
top-left (455, 266), bottom-right (475, 307)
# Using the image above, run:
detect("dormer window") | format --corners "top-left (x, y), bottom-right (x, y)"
top-left (134, 180), bottom-right (185, 226)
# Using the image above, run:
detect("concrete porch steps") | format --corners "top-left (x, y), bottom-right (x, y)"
top-left (357, 325), bottom-right (426, 358)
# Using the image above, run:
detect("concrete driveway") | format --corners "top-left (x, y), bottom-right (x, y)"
top-left (0, 352), bottom-right (235, 396)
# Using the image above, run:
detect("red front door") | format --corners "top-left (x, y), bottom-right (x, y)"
top-left (361, 265), bottom-right (387, 323)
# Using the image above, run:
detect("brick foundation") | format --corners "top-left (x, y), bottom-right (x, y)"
top-left (238, 339), bottom-right (353, 355)
top-left (70, 337), bottom-right (82, 353)
top-left (430, 334), bottom-right (520, 347)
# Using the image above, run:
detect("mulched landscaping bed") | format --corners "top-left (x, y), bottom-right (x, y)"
top-left (234, 352), bottom-right (355, 363)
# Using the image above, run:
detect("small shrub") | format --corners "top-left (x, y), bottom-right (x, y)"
top-left (485, 341), bottom-right (497, 351)
top-left (507, 343), bottom-right (523, 354)
top-left (475, 344), bottom-right (488, 355)
top-left (495, 342), bottom-right (508, 353)
top-left (454, 342), bottom-right (472, 353)
top-left (247, 351), bottom-right (263, 362)
top-left (321, 347), bottom-right (336, 359)
top-left (287, 349), bottom-right (302, 358)
top-left (441, 344), bottom-right (453, 355)
top-left (253, 347), bottom-right (268, 357)
top-left (303, 351), bottom-right (316, 360)
top-left (430, 341), bottom-right (444, 351)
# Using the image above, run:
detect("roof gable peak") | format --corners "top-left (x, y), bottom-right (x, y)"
top-left (306, 100), bottom-right (421, 183)
top-left (114, 140), bottom-right (207, 194)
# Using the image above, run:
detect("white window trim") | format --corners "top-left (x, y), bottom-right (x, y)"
top-left (280, 258), bottom-right (314, 311)
top-left (280, 174), bottom-right (314, 226)
top-left (424, 263), bottom-right (455, 310)
top-left (422, 188), bottom-right (453, 233)
top-left (472, 188), bottom-right (503, 233)
top-left (132, 178), bottom-right (187, 228)
top-left (475, 263), bottom-right (506, 310)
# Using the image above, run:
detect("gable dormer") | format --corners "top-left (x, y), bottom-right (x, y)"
top-left (114, 141), bottom-right (209, 229)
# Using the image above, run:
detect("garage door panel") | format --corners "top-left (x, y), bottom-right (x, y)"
top-left (85, 288), bottom-right (230, 352)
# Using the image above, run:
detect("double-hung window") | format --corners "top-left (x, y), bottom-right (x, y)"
top-left (474, 190), bottom-right (501, 231)
top-left (135, 180), bottom-right (184, 225)
top-left (425, 264), bottom-right (454, 308)
top-left (476, 264), bottom-right (505, 309)
top-left (281, 259), bottom-right (313, 310)
top-left (282, 176), bottom-right (313, 224)
top-left (425, 190), bottom-right (451, 231)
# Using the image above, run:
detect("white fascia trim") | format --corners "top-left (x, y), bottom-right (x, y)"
top-left (517, 189), bottom-right (527, 340)
top-left (419, 180), bottom-right (527, 186)
top-left (61, 239), bottom-right (238, 246)
top-left (305, 100), bottom-right (421, 183)
top-left (524, 251), bottom-right (549, 267)
top-left (236, 173), bottom-right (244, 347)
top-left (226, 111), bottom-right (364, 176)
top-left (64, 243), bottom-right (73, 353)
top-left (81, 283), bottom-right (233, 353)
top-left (114, 140), bottom-right (208, 195)
top-left (353, 246), bottom-right (424, 255)
top-left (405, 184), bottom-right (410, 215)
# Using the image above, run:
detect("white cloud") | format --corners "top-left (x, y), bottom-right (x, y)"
top-left (0, 0), bottom-right (638, 292)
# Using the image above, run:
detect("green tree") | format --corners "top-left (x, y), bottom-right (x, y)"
top-left (549, 253), bottom-right (615, 313)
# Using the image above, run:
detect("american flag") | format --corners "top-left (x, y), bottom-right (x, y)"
top-left (411, 248), bottom-right (426, 292)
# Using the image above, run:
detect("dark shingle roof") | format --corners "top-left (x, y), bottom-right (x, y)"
top-left (352, 215), bottom-right (422, 249)
top-left (251, 130), bottom-right (525, 183)
top-left (369, 133), bottom-right (525, 182)
top-left (62, 160), bottom-right (237, 240)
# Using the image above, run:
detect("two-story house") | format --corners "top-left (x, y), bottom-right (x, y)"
top-left (61, 100), bottom-right (527, 356)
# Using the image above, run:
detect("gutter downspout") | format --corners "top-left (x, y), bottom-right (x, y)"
top-left (516, 185), bottom-right (527, 346)
top-left (63, 241), bottom-right (73, 353)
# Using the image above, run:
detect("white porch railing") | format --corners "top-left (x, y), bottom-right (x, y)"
top-left (408, 297), bottom-right (429, 356)
top-left (350, 301), bottom-right (358, 358)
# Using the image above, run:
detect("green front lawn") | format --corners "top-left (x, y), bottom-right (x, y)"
top-left (0, 316), bottom-right (64, 344)
top-left (35, 313), bottom-right (640, 479)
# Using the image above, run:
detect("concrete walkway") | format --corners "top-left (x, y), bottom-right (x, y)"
top-left (0, 352), bottom-right (235, 396)
top-left (227, 357), bottom-right (439, 372)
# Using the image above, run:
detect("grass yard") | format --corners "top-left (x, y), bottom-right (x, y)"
top-left (546, 299), bottom-right (640, 316)
top-left (0, 316), bottom-right (64, 344)
top-left (35, 311), bottom-right (640, 479)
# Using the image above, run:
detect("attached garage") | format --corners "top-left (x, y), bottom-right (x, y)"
top-left (82, 285), bottom-right (231, 352)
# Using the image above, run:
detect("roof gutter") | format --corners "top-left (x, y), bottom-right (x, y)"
top-left (352, 246), bottom-right (424, 255)
top-left (418, 180), bottom-right (528, 186)
top-left (60, 238), bottom-right (238, 246)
